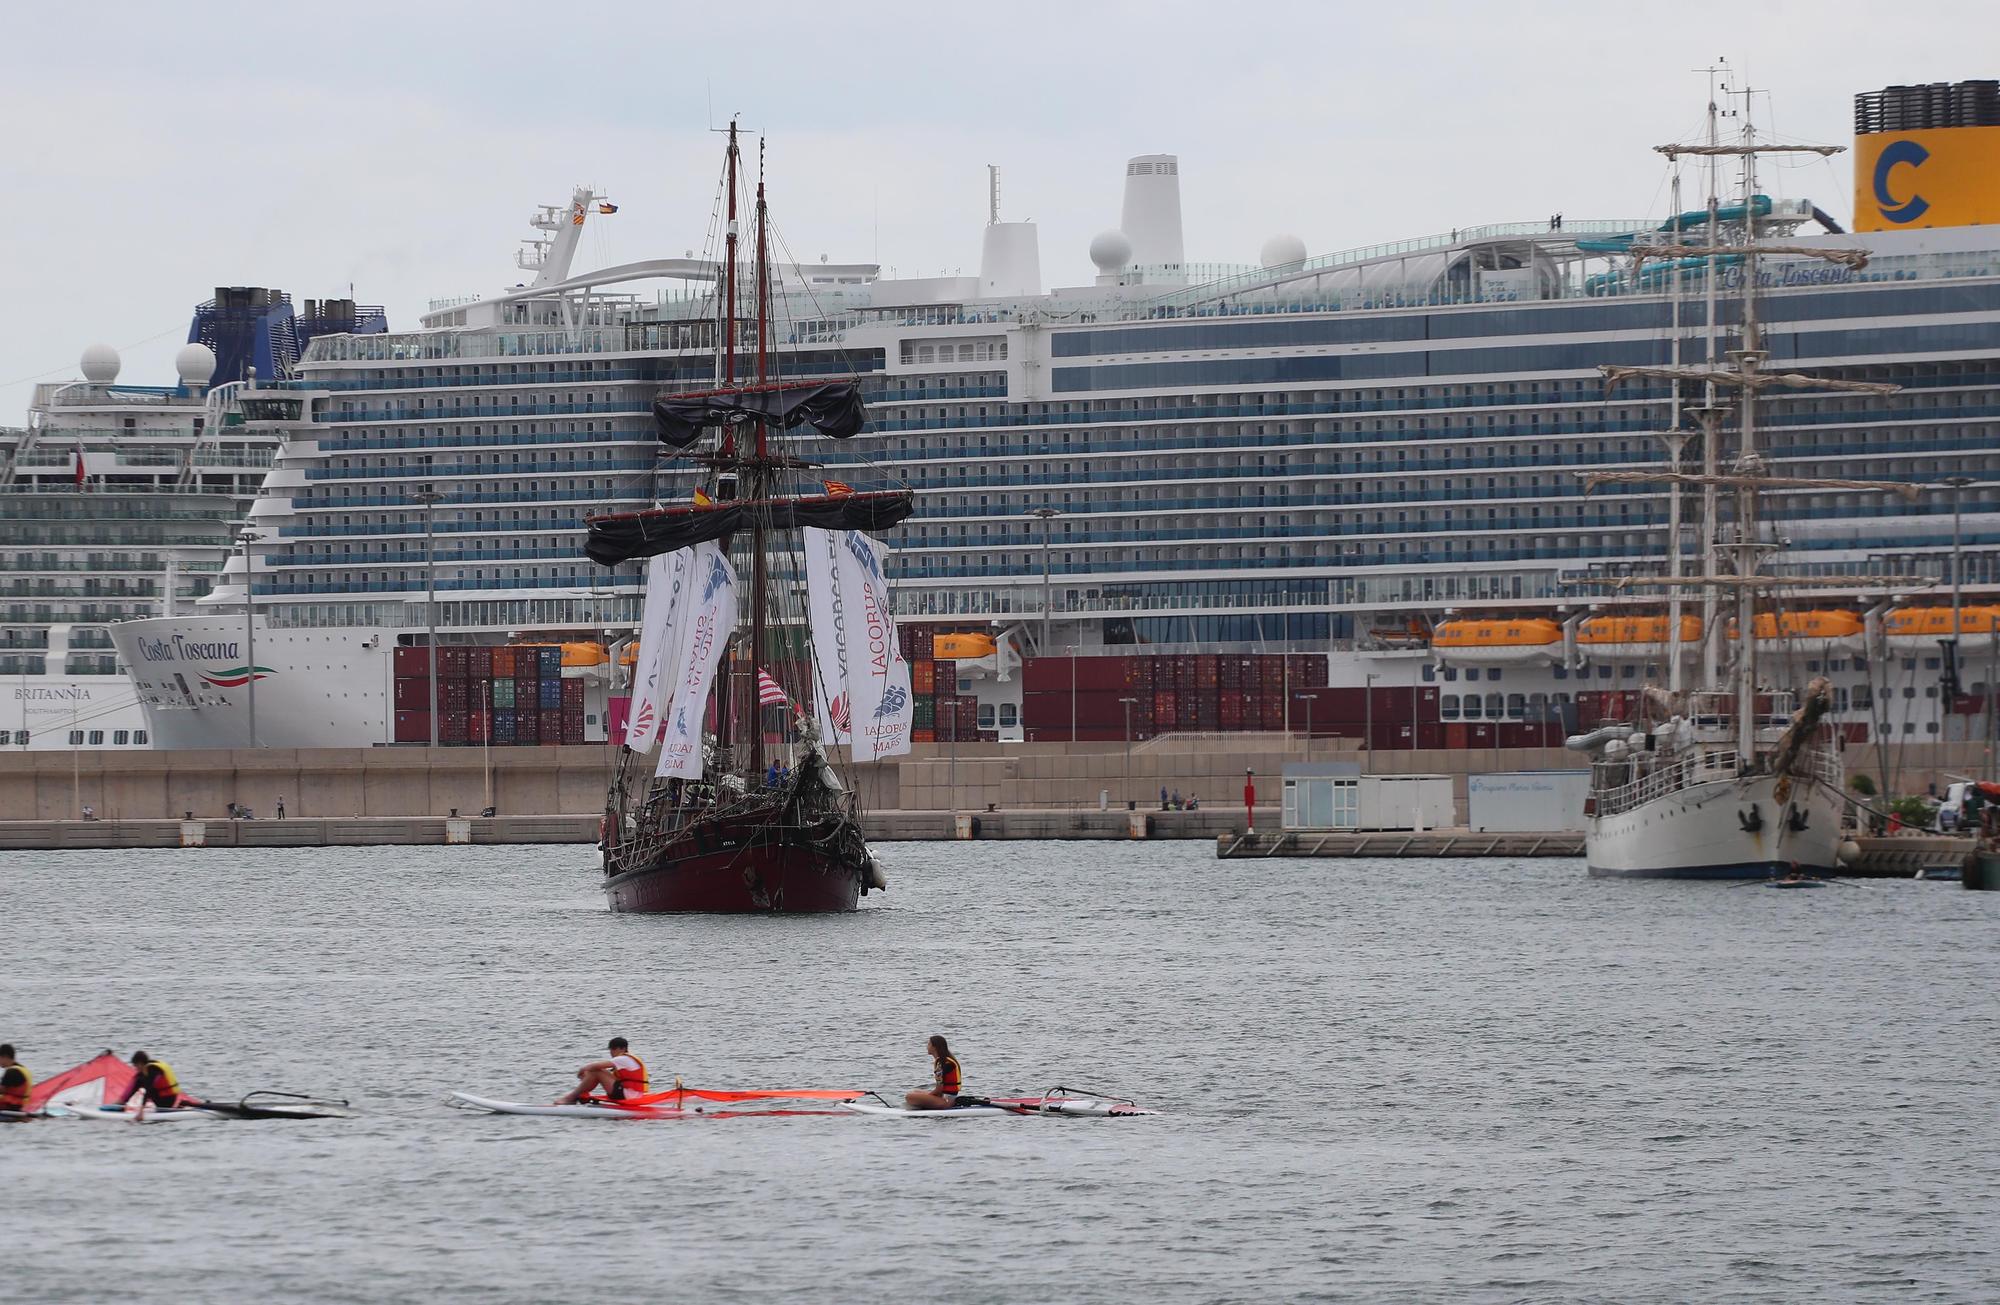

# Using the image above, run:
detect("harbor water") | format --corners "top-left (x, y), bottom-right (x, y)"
top-left (5, 842), bottom-right (1996, 1302)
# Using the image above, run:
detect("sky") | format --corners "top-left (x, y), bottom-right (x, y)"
top-left (0, 0), bottom-right (1990, 416)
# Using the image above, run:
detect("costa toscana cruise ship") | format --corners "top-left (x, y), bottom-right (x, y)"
top-left (114, 79), bottom-right (2000, 753)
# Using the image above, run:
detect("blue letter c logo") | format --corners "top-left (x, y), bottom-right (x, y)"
top-left (1874, 139), bottom-right (1930, 224)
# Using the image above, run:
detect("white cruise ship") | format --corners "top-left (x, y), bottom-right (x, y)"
top-left (2, 288), bottom-right (384, 750)
top-left (111, 80), bottom-right (1999, 755)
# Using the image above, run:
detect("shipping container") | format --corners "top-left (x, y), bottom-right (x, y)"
top-left (540, 709), bottom-right (564, 745)
top-left (491, 679), bottom-right (516, 710)
top-left (437, 647), bottom-right (470, 677)
top-left (516, 712), bottom-right (539, 744)
top-left (393, 647), bottom-right (432, 678)
top-left (393, 710), bottom-right (430, 744)
top-left (489, 646), bottom-right (515, 677)
top-left (468, 646), bottom-right (493, 678)
top-left (393, 677), bottom-right (432, 710)
top-left (439, 711), bottom-right (468, 745)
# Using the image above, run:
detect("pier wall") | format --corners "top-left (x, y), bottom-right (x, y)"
top-left (0, 738), bottom-right (1984, 824)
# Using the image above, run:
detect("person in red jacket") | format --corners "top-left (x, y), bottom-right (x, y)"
top-left (557, 1037), bottom-right (649, 1103)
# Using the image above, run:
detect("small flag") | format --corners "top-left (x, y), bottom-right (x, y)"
top-left (693, 487), bottom-right (714, 506)
top-left (598, 202), bottom-right (620, 215)
top-left (757, 669), bottom-right (789, 706)
top-left (822, 479), bottom-right (853, 496)
top-left (73, 445), bottom-right (85, 488)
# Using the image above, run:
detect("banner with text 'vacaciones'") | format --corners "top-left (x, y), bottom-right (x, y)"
top-left (656, 541), bottom-right (739, 779)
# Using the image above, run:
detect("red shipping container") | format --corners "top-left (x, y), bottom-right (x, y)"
top-left (469, 646), bottom-right (493, 678)
top-left (437, 647), bottom-right (470, 677)
top-left (541, 709), bottom-right (564, 745)
top-left (393, 710), bottom-right (430, 743)
top-left (394, 677), bottom-right (434, 710)
top-left (439, 711), bottom-right (469, 745)
top-left (489, 646), bottom-right (515, 677)
top-left (517, 713), bottom-right (540, 744)
top-left (438, 680), bottom-right (471, 711)
top-left (468, 711), bottom-right (491, 744)
top-left (393, 646), bottom-right (432, 678)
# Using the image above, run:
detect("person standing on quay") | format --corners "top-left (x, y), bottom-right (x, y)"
top-left (276, 796), bottom-right (286, 819)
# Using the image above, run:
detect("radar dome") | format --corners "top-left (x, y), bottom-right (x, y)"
top-left (174, 342), bottom-right (217, 386)
top-left (79, 343), bottom-right (121, 383)
top-left (1088, 229), bottom-right (1133, 272)
top-left (1260, 234), bottom-right (1308, 269)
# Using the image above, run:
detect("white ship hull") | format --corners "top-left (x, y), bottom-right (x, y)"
top-left (3, 673), bottom-right (153, 749)
top-left (109, 614), bottom-right (389, 749)
top-left (1585, 771), bottom-right (1845, 879)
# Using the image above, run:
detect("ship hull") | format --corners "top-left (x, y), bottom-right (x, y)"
top-left (1586, 772), bottom-right (1845, 880)
top-left (604, 808), bottom-right (867, 913)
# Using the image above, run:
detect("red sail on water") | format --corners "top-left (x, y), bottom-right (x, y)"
top-left (27, 1052), bottom-right (136, 1111)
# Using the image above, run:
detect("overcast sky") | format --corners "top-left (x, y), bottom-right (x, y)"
top-left (1, 0), bottom-right (1987, 416)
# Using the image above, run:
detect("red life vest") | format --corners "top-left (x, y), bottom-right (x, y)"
top-left (934, 1054), bottom-right (962, 1096)
top-left (613, 1053), bottom-right (648, 1095)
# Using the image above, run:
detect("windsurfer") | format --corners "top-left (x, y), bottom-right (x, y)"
top-left (0, 1044), bottom-right (31, 1115)
top-left (904, 1034), bottom-right (962, 1111)
top-left (557, 1037), bottom-right (649, 1104)
top-left (124, 1051), bottom-right (188, 1116)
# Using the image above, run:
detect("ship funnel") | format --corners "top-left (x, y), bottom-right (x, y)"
top-left (977, 167), bottom-right (1041, 298)
top-left (1119, 154), bottom-right (1185, 279)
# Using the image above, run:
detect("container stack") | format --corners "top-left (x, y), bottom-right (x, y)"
top-left (1022, 653), bottom-right (1335, 742)
top-left (390, 644), bottom-right (583, 746)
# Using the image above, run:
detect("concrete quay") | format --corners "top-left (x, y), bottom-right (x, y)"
top-left (1218, 830), bottom-right (1585, 858)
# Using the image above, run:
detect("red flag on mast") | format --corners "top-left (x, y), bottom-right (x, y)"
top-left (73, 444), bottom-right (86, 488)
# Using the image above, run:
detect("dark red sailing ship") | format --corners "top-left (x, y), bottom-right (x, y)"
top-left (585, 124), bottom-right (913, 913)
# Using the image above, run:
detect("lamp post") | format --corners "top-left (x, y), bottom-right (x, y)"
top-left (1027, 506), bottom-right (1061, 654)
top-left (1119, 695), bottom-right (1137, 808)
top-left (236, 528), bottom-right (263, 748)
top-left (1363, 672), bottom-right (1378, 774)
top-left (1936, 476), bottom-right (1974, 756)
top-left (411, 489), bottom-right (444, 748)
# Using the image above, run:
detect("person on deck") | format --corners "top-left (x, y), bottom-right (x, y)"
top-left (904, 1034), bottom-right (962, 1111)
top-left (556, 1037), bottom-right (649, 1104)
top-left (124, 1051), bottom-right (189, 1115)
top-left (0, 1044), bottom-right (31, 1115)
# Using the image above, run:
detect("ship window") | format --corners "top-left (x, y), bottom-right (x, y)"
top-left (1485, 693), bottom-right (1503, 717)
top-left (0, 731), bottom-right (9, 745)
top-left (1597, 666), bottom-right (1613, 680)
top-left (1508, 694), bottom-right (1526, 717)
top-left (69, 730), bottom-right (84, 745)
top-left (1464, 667), bottom-right (1480, 682)
top-left (1441, 667), bottom-right (1457, 681)
top-left (1462, 697), bottom-right (1482, 720)
top-left (1440, 696), bottom-right (1460, 721)
top-left (1552, 666), bottom-right (1568, 680)
top-left (114, 730), bottom-right (129, 745)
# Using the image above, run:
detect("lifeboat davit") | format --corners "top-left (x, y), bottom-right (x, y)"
top-left (1725, 609), bottom-right (1864, 649)
top-left (1577, 613), bottom-right (1703, 662)
top-left (1883, 605), bottom-right (2000, 652)
top-left (1433, 617), bottom-right (1562, 666)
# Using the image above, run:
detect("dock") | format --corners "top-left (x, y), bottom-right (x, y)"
top-left (1216, 830), bottom-right (1585, 859)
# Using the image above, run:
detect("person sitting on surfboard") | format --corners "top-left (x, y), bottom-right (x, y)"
top-left (0, 1044), bottom-right (31, 1115)
top-left (557, 1037), bottom-right (649, 1104)
top-left (904, 1035), bottom-right (962, 1111)
top-left (124, 1051), bottom-right (188, 1112)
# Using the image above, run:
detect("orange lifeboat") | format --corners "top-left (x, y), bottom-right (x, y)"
top-left (1884, 605), bottom-right (2000, 651)
top-left (1432, 617), bottom-right (1562, 665)
top-left (933, 633), bottom-right (998, 660)
top-left (1577, 613), bottom-right (1703, 661)
top-left (1725, 609), bottom-right (1864, 647)
top-left (561, 641), bottom-right (608, 668)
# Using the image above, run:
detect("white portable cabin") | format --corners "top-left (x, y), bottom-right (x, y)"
top-left (1282, 763), bottom-right (1455, 832)
top-left (1466, 771), bottom-right (1592, 832)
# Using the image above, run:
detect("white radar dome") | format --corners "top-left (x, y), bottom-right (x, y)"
top-left (79, 342), bottom-right (121, 383)
top-left (1260, 233), bottom-right (1308, 269)
top-left (174, 342), bottom-right (217, 386)
top-left (1088, 229), bottom-right (1133, 272)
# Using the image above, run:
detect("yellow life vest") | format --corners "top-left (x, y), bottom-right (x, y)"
top-left (0, 1063), bottom-right (31, 1111)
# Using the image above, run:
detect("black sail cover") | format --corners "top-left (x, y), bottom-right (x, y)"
top-left (585, 490), bottom-right (916, 566)
top-left (653, 381), bottom-right (868, 449)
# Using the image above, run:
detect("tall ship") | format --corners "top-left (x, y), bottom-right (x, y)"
top-left (590, 126), bottom-right (906, 911)
top-left (2, 290), bottom-right (384, 751)
top-left (109, 77), bottom-right (1998, 766)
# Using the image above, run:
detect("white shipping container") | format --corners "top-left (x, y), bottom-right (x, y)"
top-left (1357, 774), bottom-right (1454, 831)
top-left (1467, 771), bottom-right (1592, 832)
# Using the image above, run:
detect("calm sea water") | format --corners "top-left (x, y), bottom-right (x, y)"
top-left (4, 840), bottom-right (1996, 1303)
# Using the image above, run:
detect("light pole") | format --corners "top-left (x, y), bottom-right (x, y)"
top-left (1066, 644), bottom-right (1078, 742)
top-left (237, 528), bottom-right (263, 748)
top-left (1363, 672), bottom-right (1378, 774)
top-left (1119, 696), bottom-right (1137, 808)
top-left (411, 489), bottom-right (444, 748)
top-left (1028, 506), bottom-right (1061, 654)
top-left (1932, 476), bottom-right (1975, 759)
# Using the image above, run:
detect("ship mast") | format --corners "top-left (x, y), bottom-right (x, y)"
top-left (714, 120), bottom-right (741, 764)
top-left (748, 145), bottom-right (772, 780)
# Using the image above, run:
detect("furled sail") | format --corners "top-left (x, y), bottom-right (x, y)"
top-left (623, 548), bottom-right (699, 751)
top-left (656, 542), bottom-right (738, 779)
top-left (585, 491), bottom-right (915, 566)
top-left (804, 528), bottom-right (913, 761)
top-left (653, 380), bottom-right (868, 449)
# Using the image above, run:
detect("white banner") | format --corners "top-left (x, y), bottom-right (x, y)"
top-left (834, 530), bottom-right (913, 761)
top-left (803, 528), bottom-right (852, 746)
top-left (656, 542), bottom-right (738, 779)
top-left (622, 548), bottom-right (696, 751)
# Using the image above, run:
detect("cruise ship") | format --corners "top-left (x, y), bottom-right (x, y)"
top-left (0, 289), bottom-right (384, 750)
top-left (111, 80), bottom-right (2000, 754)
